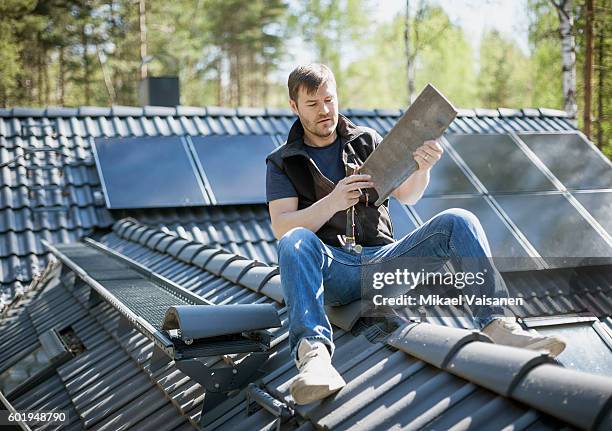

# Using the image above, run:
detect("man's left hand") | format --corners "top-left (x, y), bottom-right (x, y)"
top-left (413, 139), bottom-right (443, 171)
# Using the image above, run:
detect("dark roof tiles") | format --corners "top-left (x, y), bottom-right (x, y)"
top-left (145, 231), bottom-right (167, 249)
top-left (203, 252), bottom-right (244, 276)
top-left (238, 265), bottom-right (279, 293)
top-left (257, 274), bottom-right (284, 304)
top-left (446, 341), bottom-right (556, 396)
top-left (176, 244), bottom-right (209, 264)
top-left (388, 322), bottom-right (612, 431)
top-left (513, 364), bottom-right (612, 430)
top-left (165, 238), bottom-right (193, 258)
top-left (220, 258), bottom-right (261, 284)
top-left (191, 248), bottom-right (225, 269)
top-left (388, 321), bottom-right (492, 368)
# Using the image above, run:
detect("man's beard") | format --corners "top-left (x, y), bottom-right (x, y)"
top-left (305, 118), bottom-right (336, 138)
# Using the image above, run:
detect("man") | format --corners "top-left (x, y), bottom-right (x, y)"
top-left (265, 63), bottom-right (566, 405)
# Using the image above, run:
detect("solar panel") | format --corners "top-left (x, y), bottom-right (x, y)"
top-left (93, 136), bottom-right (208, 209)
top-left (518, 133), bottom-right (612, 190)
top-left (495, 194), bottom-right (612, 266)
top-left (413, 196), bottom-right (534, 268)
top-left (190, 135), bottom-right (277, 205)
top-left (388, 197), bottom-right (417, 239)
top-left (423, 150), bottom-right (479, 196)
top-left (446, 134), bottom-right (556, 193)
top-left (572, 191), bottom-right (612, 235)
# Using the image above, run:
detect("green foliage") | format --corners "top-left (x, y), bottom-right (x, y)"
top-left (0, 0), bottom-right (608, 155)
top-left (477, 30), bottom-right (532, 108)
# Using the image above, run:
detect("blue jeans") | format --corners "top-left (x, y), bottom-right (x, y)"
top-left (277, 208), bottom-right (511, 363)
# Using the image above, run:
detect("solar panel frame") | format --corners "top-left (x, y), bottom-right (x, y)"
top-left (572, 191), bottom-right (612, 236)
top-left (92, 136), bottom-right (210, 209)
top-left (517, 132), bottom-right (612, 191)
top-left (412, 195), bottom-right (535, 266)
top-left (422, 146), bottom-right (480, 197)
top-left (445, 133), bottom-right (558, 194)
top-left (494, 193), bottom-right (612, 266)
top-left (188, 134), bottom-right (278, 205)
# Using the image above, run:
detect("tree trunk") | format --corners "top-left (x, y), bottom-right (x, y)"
top-left (59, 47), bottom-right (65, 106)
top-left (82, 27), bottom-right (90, 105)
top-left (553, 0), bottom-right (578, 118)
top-left (37, 35), bottom-right (43, 106)
top-left (139, 0), bottom-right (147, 80)
top-left (216, 57), bottom-right (222, 106)
top-left (404, 0), bottom-right (415, 105)
top-left (583, 0), bottom-right (594, 138)
top-left (595, 6), bottom-right (605, 150)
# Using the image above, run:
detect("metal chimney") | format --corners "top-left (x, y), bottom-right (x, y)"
top-left (139, 76), bottom-right (180, 107)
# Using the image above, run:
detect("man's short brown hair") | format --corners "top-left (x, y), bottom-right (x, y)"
top-left (288, 63), bottom-right (336, 102)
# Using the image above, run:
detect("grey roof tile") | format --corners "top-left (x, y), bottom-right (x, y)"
top-left (143, 105), bottom-right (176, 117)
top-left (257, 274), bottom-right (283, 304)
top-left (206, 106), bottom-right (237, 117)
top-left (522, 108), bottom-right (541, 117)
top-left (177, 243), bottom-right (209, 264)
top-left (127, 225), bottom-right (150, 242)
top-left (236, 107), bottom-right (266, 117)
top-left (45, 107), bottom-right (79, 117)
top-left (324, 300), bottom-right (362, 331)
top-left (12, 107), bottom-right (46, 117)
top-left (110, 105), bottom-right (144, 116)
top-left (219, 258), bottom-right (260, 284)
top-left (191, 248), bottom-right (224, 269)
top-left (513, 364), bottom-right (612, 430)
top-left (77, 106), bottom-right (112, 117)
top-left (474, 108), bottom-right (500, 117)
top-left (446, 341), bottom-right (556, 396)
top-left (165, 238), bottom-right (192, 258)
top-left (388, 322), bottom-right (492, 368)
top-left (176, 106), bottom-right (207, 116)
top-left (387, 322), bottom-right (612, 431)
top-left (136, 228), bottom-right (158, 246)
top-left (498, 107), bottom-right (522, 117)
top-left (239, 265), bottom-right (279, 292)
top-left (264, 107), bottom-right (293, 116)
top-left (204, 252), bottom-right (244, 276)
top-left (145, 231), bottom-right (167, 249)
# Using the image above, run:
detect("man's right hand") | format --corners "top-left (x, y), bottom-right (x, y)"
top-left (327, 174), bottom-right (374, 212)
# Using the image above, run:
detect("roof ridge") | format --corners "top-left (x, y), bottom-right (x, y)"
top-left (111, 217), bottom-right (284, 304)
top-left (0, 106), bottom-right (571, 119)
top-left (388, 322), bottom-right (612, 430)
top-left (109, 217), bottom-right (366, 329)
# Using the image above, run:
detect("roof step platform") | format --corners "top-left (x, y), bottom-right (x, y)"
top-left (41, 238), bottom-right (282, 427)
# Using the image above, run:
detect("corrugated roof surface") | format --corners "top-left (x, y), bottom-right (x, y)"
top-left (0, 256), bottom-right (195, 430)
top-left (4, 217), bottom-right (610, 430)
top-left (0, 106), bottom-right (577, 298)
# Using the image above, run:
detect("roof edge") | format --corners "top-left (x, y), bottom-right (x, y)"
top-left (0, 105), bottom-right (572, 119)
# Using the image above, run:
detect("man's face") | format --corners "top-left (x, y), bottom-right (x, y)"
top-left (289, 80), bottom-right (339, 139)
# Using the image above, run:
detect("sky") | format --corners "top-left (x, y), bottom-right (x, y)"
top-left (374, 0), bottom-right (531, 54)
top-left (279, 0), bottom-right (531, 79)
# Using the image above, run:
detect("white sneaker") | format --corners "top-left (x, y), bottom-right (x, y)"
top-left (482, 317), bottom-right (566, 357)
top-left (290, 339), bottom-right (346, 405)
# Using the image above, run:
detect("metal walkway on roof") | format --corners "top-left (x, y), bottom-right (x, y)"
top-left (50, 242), bottom-right (202, 330)
top-left (42, 238), bottom-right (283, 427)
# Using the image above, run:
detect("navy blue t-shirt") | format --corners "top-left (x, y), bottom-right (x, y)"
top-left (266, 135), bottom-right (345, 202)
